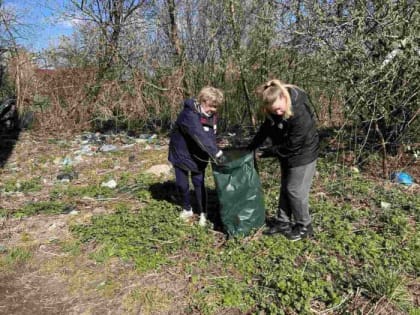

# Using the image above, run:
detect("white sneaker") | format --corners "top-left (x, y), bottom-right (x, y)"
top-left (180, 209), bottom-right (194, 220)
top-left (199, 213), bottom-right (207, 227)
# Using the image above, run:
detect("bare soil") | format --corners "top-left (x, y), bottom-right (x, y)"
top-left (0, 130), bottom-right (418, 314)
top-left (0, 131), bottom-right (191, 315)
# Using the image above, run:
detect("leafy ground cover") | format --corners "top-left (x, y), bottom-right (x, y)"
top-left (0, 131), bottom-right (418, 314)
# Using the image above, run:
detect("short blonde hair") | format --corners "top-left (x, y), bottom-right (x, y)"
top-left (257, 79), bottom-right (294, 119)
top-left (198, 86), bottom-right (224, 107)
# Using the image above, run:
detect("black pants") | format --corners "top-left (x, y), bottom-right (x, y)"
top-left (175, 167), bottom-right (207, 214)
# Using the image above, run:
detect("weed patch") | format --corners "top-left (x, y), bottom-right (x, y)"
top-left (123, 287), bottom-right (173, 314)
top-left (10, 201), bottom-right (70, 218)
top-left (2, 177), bottom-right (42, 193)
top-left (71, 200), bottom-right (213, 272)
top-left (50, 184), bottom-right (116, 200)
top-left (0, 247), bottom-right (32, 270)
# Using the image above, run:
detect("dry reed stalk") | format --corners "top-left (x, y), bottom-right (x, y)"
top-left (159, 67), bottom-right (184, 121)
top-left (8, 52), bottom-right (37, 113)
top-left (317, 93), bottom-right (345, 128)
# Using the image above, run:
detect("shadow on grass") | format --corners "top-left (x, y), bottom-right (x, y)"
top-left (0, 128), bottom-right (21, 168)
top-left (149, 181), bottom-right (224, 232)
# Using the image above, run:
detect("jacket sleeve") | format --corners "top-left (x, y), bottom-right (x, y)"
top-left (177, 109), bottom-right (220, 159)
top-left (247, 119), bottom-right (270, 151)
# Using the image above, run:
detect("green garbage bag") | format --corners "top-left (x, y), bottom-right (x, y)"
top-left (212, 150), bottom-right (265, 236)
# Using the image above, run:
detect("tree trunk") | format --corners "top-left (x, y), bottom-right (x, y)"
top-left (166, 0), bottom-right (189, 97)
top-left (375, 121), bottom-right (388, 179)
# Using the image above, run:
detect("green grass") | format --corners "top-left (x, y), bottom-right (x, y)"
top-left (358, 267), bottom-right (411, 311)
top-left (0, 247), bottom-right (33, 270)
top-left (50, 184), bottom-right (116, 200)
top-left (65, 156), bottom-right (420, 314)
top-left (2, 177), bottom-right (42, 193)
top-left (10, 201), bottom-right (71, 218)
top-left (71, 201), bottom-right (213, 272)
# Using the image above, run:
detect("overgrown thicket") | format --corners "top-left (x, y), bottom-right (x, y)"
top-left (1, 1), bottom-right (419, 153)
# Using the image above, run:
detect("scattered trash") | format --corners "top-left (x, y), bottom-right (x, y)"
top-left (99, 144), bottom-right (118, 152)
top-left (62, 205), bottom-right (77, 214)
top-left (380, 201), bottom-right (391, 210)
top-left (68, 210), bottom-right (79, 215)
top-left (351, 166), bottom-right (360, 174)
top-left (390, 172), bottom-right (413, 185)
top-left (77, 145), bottom-right (97, 156)
top-left (0, 245), bottom-right (7, 253)
top-left (121, 144), bottom-right (135, 149)
top-left (81, 133), bottom-right (107, 145)
top-left (101, 179), bottom-right (117, 189)
top-left (62, 156), bottom-right (73, 165)
top-left (57, 171), bottom-right (78, 182)
top-left (148, 134), bottom-right (157, 143)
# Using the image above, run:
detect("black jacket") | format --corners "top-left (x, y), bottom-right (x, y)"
top-left (248, 88), bottom-right (319, 167)
top-left (168, 98), bottom-right (219, 172)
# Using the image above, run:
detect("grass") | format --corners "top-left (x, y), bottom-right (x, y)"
top-left (9, 201), bottom-right (71, 218)
top-left (1, 137), bottom-right (418, 314)
top-left (2, 177), bottom-right (42, 193)
top-left (0, 247), bottom-right (33, 270)
top-left (65, 156), bottom-right (419, 314)
top-left (123, 287), bottom-right (173, 315)
top-left (358, 267), bottom-right (411, 311)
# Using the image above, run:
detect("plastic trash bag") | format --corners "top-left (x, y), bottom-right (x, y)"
top-left (212, 150), bottom-right (265, 236)
top-left (390, 172), bottom-right (413, 185)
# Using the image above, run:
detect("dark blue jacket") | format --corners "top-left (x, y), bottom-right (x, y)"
top-left (168, 99), bottom-right (219, 172)
top-left (248, 88), bottom-right (319, 168)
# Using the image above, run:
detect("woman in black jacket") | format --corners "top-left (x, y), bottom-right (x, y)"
top-left (247, 79), bottom-right (319, 241)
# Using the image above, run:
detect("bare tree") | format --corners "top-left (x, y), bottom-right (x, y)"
top-left (0, 0), bottom-right (26, 101)
top-left (0, 0), bottom-right (20, 55)
top-left (65, 0), bottom-right (149, 79)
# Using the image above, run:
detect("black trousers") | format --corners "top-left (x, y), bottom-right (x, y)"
top-left (174, 167), bottom-right (207, 214)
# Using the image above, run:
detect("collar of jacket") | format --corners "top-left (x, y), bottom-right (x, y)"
top-left (193, 99), bottom-right (201, 113)
top-left (267, 113), bottom-right (285, 127)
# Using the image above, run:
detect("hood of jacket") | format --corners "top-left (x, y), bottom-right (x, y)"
top-left (183, 98), bottom-right (199, 112)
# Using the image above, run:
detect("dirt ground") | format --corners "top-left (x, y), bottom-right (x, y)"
top-left (0, 130), bottom-right (418, 315)
top-left (0, 131), bottom-right (193, 315)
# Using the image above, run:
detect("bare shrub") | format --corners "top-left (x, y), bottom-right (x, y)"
top-left (8, 52), bottom-right (37, 112)
top-left (9, 55), bottom-right (186, 132)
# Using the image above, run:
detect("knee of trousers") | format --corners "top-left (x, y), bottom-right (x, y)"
top-left (285, 185), bottom-right (305, 199)
top-left (191, 177), bottom-right (204, 187)
top-left (176, 182), bottom-right (189, 194)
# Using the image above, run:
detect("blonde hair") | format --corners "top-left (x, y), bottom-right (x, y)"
top-left (198, 86), bottom-right (224, 107)
top-left (257, 79), bottom-right (295, 119)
